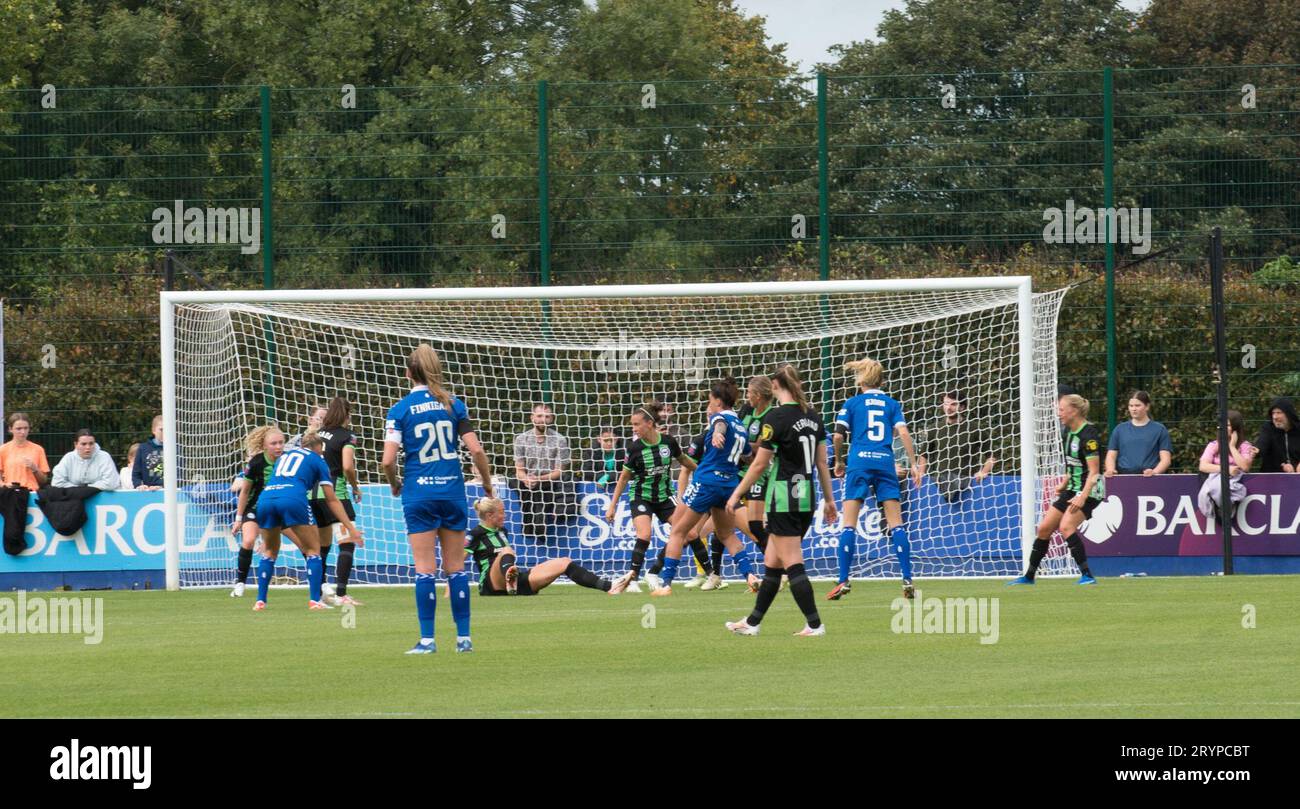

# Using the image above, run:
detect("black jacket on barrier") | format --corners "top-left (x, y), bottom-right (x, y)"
top-left (0, 485), bottom-right (29, 555)
top-left (36, 485), bottom-right (101, 538)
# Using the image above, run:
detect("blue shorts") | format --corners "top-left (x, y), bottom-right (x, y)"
top-left (682, 480), bottom-right (733, 514)
top-left (403, 498), bottom-right (468, 534)
top-left (844, 467), bottom-right (900, 504)
top-left (256, 495), bottom-right (315, 530)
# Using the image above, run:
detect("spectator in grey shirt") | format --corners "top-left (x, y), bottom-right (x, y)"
top-left (512, 403), bottom-right (572, 541)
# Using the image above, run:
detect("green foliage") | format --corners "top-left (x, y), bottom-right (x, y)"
top-left (1251, 255), bottom-right (1300, 290)
top-left (0, 0), bottom-right (1297, 470)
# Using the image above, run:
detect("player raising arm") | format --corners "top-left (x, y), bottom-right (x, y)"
top-left (230, 425), bottom-right (285, 597)
top-left (471, 497), bottom-right (624, 596)
top-left (725, 365), bottom-right (836, 636)
top-left (383, 344), bottom-right (494, 654)
top-left (252, 433), bottom-right (362, 611)
top-left (828, 358), bottom-right (921, 601)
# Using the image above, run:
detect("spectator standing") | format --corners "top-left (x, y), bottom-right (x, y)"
top-left (51, 430), bottom-right (120, 490)
top-left (132, 415), bottom-right (166, 490)
top-left (915, 391), bottom-right (997, 505)
top-left (512, 403), bottom-right (572, 541)
top-left (119, 442), bottom-right (139, 490)
top-left (1105, 391), bottom-right (1173, 476)
top-left (0, 412), bottom-right (50, 490)
top-left (1255, 397), bottom-right (1300, 473)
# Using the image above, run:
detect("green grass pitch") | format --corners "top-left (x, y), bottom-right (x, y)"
top-left (4, 576), bottom-right (1298, 718)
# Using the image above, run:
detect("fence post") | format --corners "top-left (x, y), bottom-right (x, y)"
top-left (817, 73), bottom-right (833, 418)
top-left (259, 85), bottom-right (275, 290)
top-left (538, 80), bottom-right (553, 402)
top-left (1102, 67), bottom-right (1117, 428)
top-left (1210, 227), bottom-right (1233, 575)
top-left (260, 86), bottom-right (277, 422)
top-left (817, 73), bottom-right (829, 281)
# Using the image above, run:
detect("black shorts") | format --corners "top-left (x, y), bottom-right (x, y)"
top-left (1051, 493), bottom-right (1098, 518)
top-left (629, 499), bottom-right (676, 524)
top-left (242, 494), bottom-right (263, 523)
top-left (739, 478), bottom-right (766, 504)
top-left (479, 567), bottom-right (536, 596)
top-left (766, 510), bottom-right (814, 538)
top-left (309, 497), bottom-right (355, 528)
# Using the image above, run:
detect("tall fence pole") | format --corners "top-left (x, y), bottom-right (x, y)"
top-left (538, 80), bottom-right (553, 403)
top-left (260, 85), bottom-right (277, 422)
top-left (817, 73), bottom-right (833, 419)
top-left (817, 73), bottom-right (829, 282)
top-left (1102, 67), bottom-right (1117, 429)
top-left (259, 85), bottom-right (275, 290)
top-left (1210, 227), bottom-right (1233, 575)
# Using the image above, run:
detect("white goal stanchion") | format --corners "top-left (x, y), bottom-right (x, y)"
top-left (161, 278), bottom-right (1071, 590)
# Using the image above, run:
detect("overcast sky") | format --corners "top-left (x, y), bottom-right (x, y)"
top-left (731, 0), bottom-right (1153, 72)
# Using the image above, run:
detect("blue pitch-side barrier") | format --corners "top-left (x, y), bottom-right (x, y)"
top-left (2, 476), bottom-right (1295, 590)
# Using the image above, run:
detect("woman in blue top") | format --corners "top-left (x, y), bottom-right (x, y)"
top-left (828, 358), bottom-right (921, 601)
top-left (381, 344), bottom-right (494, 655)
top-left (1104, 390), bottom-right (1173, 477)
top-left (649, 378), bottom-right (752, 597)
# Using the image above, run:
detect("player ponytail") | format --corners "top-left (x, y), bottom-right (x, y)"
top-left (1061, 393), bottom-right (1090, 420)
top-left (747, 375), bottom-right (773, 405)
top-left (300, 431), bottom-right (325, 450)
top-left (322, 396), bottom-right (351, 430)
top-left (632, 400), bottom-right (664, 425)
top-left (710, 377), bottom-right (740, 409)
top-left (844, 357), bottom-right (884, 390)
top-left (474, 496), bottom-right (504, 519)
top-left (407, 344), bottom-right (453, 409)
top-left (244, 424), bottom-right (283, 458)
top-left (770, 364), bottom-right (810, 412)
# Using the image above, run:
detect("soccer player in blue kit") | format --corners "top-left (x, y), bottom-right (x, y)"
top-left (382, 344), bottom-right (495, 655)
top-left (650, 378), bottom-right (753, 596)
top-left (828, 358), bottom-right (921, 601)
top-left (253, 433), bottom-right (363, 611)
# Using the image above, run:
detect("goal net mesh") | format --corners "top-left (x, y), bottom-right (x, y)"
top-left (170, 283), bottom-right (1074, 588)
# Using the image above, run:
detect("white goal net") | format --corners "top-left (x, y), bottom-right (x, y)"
top-left (161, 279), bottom-right (1072, 589)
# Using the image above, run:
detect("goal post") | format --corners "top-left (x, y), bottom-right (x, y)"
top-left (161, 277), bottom-right (1070, 591)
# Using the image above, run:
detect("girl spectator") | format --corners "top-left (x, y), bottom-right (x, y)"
top-left (119, 442), bottom-right (140, 491)
top-left (0, 412), bottom-right (50, 490)
top-left (1197, 410), bottom-right (1258, 519)
top-left (1104, 391), bottom-right (1173, 476)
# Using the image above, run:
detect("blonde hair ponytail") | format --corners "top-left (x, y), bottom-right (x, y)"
top-left (408, 344), bottom-right (453, 409)
top-left (844, 357), bottom-right (884, 390)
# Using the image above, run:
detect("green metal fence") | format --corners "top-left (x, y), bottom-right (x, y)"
top-left (1, 66), bottom-right (1297, 466)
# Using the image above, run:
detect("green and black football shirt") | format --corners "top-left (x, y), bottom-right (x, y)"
top-left (757, 403), bottom-right (827, 514)
top-left (620, 433), bottom-right (683, 503)
top-left (1063, 422), bottom-right (1104, 500)
top-left (465, 524), bottom-right (512, 585)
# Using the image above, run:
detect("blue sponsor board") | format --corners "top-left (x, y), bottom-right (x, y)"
top-left (5, 476), bottom-right (1292, 589)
